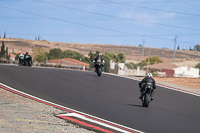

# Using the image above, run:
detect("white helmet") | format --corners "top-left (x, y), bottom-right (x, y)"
top-left (147, 73), bottom-right (153, 77)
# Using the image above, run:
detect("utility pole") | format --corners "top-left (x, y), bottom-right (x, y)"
top-left (147, 49), bottom-right (150, 73)
top-left (142, 39), bottom-right (145, 61)
top-left (172, 35), bottom-right (178, 63)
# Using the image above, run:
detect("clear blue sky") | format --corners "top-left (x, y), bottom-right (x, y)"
top-left (1, 0), bottom-right (200, 50)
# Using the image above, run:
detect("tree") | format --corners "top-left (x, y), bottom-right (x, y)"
top-left (105, 51), bottom-right (119, 63)
top-left (138, 44), bottom-right (142, 47)
top-left (137, 60), bottom-right (148, 68)
top-left (101, 54), bottom-right (109, 72)
top-left (0, 41), bottom-right (5, 58)
top-left (47, 48), bottom-right (62, 59)
top-left (3, 31), bottom-right (6, 38)
top-left (6, 47), bottom-right (9, 60)
top-left (88, 51), bottom-right (95, 61)
top-left (195, 63), bottom-right (200, 74)
top-left (189, 46), bottom-right (193, 51)
top-left (145, 56), bottom-right (163, 65)
top-left (125, 62), bottom-right (137, 69)
top-left (62, 50), bottom-right (87, 62)
top-left (117, 52), bottom-right (126, 63)
top-left (33, 48), bottom-right (48, 62)
top-left (177, 45), bottom-right (180, 50)
top-left (194, 44), bottom-right (200, 52)
top-left (7, 53), bottom-right (11, 60)
top-left (96, 51), bottom-right (100, 55)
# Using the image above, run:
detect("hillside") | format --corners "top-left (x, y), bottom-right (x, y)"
top-left (1, 38), bottom-right (200, 66)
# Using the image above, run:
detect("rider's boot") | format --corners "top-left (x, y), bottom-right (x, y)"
top-left (151, 97), bottom-right (154, 101)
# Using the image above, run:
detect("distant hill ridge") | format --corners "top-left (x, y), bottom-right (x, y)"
top-left (1, 38), bottom-right (200, 62)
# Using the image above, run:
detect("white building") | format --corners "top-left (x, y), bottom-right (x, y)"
top-left (118, 63), bottom-right (125, 75)
top-left (110, 60), bottom-right (116, 69)
top-left (124, 66), bottom-right (146, 77)
top-left (173, 66), bottom-right (199, 78)
top-left (109, 60), bottom-right (146, 76)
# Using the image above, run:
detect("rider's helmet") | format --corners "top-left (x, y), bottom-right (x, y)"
top-left (147, 73), bottom-right (153, 77)
top-left (26, 52), bottom-right (29, 55)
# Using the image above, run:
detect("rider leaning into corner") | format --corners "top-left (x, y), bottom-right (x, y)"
top-left (138, 73), bottom-right (156, 100)
top-left (24, 52), bottom-right (30, 57)
top-left (18, 53), bottom-right (24, 59)
top-left (24, 52), bottom-right (32, 59)
top-left (93, 53), bottom-right (105, 72)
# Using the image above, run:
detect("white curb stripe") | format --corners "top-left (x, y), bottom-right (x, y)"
top-left (59, 113), bottom-right (143, 133)
top-left (0, 82), bottom-right (144, 133)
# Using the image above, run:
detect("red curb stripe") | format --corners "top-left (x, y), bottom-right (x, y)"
top-left (83, 116), bottom-right (138, 133)
top-left (0, 84), bottom-right (139, 133)
top-left (56, 115), bottom-right (115, 133)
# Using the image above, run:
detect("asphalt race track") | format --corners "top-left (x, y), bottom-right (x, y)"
top-left (0, 65), bottom-right (200, 133)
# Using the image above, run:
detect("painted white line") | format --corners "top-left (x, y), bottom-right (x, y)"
top-left (157, 84), bottom-right (200, 97)
top-left (0, 82), bottom-right (143, 133)
top-left (59, 113), bottom-right (144, 133)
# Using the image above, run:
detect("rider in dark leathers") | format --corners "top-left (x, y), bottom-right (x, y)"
top-left (24, 52), bottom-right (32, 59)
top-left (23, 52), bottom-right (32, 65)
top-left (24, 52), bottom-right (30, 57)
top-left (93, 54), bottom-right (105, 72)
top-left (139, 73), bottom-right (156, 100)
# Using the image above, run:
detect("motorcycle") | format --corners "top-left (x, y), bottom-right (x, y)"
top-left (18, 56), bottom-right (24, 66)
top-left (141, 85), bottom-right (154, 107)
top-left (19, 55), bottom-right (32, 66)
top-left (94, 59), bottom-right (104, 76)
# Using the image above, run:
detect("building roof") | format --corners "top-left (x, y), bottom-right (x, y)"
top-left (143, 62), bottom-right (178, 70)
top-left (47, 58), bottom-right (90, 67)
top-left (15, 52), bottom-right (33, 56)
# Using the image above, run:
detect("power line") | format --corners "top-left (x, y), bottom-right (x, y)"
top-left (0, 5), bottom-right (199, 45)
top-left (0, 5), bottom-right (169, 40)
top-left (1, 15), bottom-right (200, 21)
top-left (102, 0), bottom-right (200, 17)
top-left (112, 0), bottom-right (200, 4)
top-left (0, 0), bottom-right (199, 3)
top-left (172, 35), bottom-right (178, 63)
top-left (34, 0), bottom-right (200, 32)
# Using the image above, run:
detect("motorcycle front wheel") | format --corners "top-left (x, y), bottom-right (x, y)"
top-left (97, 67), bottom-right (101, 76)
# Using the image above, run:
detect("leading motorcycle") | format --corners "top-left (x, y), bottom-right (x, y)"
top-left (24, 54), bottom-right (33, 66)
top-left (19, 54), bottom-right (32, 66)
top-left (94, 59), bottom-right (104, 76)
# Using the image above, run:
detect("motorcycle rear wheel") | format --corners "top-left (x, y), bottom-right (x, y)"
top-left (143, 94), bottom-right (150, 107)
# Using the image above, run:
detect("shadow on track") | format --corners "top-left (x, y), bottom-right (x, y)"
top-left (85, 73), bottom-right (100, 77)
top-left (127, 104), bottom-right (143, 107)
